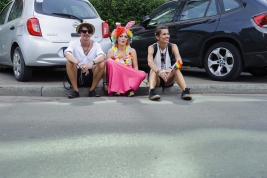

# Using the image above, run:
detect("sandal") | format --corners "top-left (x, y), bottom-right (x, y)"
top-left (114, 92), bottom-right (121, 96)
top-left (127, 90), bottom-right (135, 97)
top-left (103, 82), bottom-right (108, 92)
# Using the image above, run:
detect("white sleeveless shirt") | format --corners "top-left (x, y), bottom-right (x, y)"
top-left (153, 43), bottom-right (171, 70)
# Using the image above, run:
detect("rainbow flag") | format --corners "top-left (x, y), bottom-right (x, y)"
top-left (173, 60), bottom-right (182, 69)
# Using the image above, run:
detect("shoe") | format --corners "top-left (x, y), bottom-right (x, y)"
top-left (89, 90), bottom-right (100, 97)
top-left (114, 92), bottom-right (121, 96)
top-left (127, 90), bottom-right (135, 97)
top-left (149, 88), bottom-right (160, 100)
top-left (181, 88), bottom-right (192, 100)
top-left (68, 90), bottom-right (79, 99)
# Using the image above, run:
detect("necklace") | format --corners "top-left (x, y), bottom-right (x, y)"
top-left (159, 47), bottom-right (167, 64)
top-left (82, 41), bottom-right (91, 55)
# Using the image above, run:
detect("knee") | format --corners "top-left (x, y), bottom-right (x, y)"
top-left (96, 61), bottom-right (105, 70)
top-left (66, 60), bottom-right (76, 70)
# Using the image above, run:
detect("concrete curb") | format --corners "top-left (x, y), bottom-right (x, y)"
top-left (1, 83), bottom-right (267, 97)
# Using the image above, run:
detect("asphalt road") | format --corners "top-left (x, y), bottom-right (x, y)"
top-left (0, 94), bottom-right (267, 178)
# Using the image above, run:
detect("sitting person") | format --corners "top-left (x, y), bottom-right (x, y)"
top-left (105, 21), bottom-right (146, 96)
top-left (147, 26), bottom-right (192, 100)
top-left (64, 21), bottom-right (105, 98)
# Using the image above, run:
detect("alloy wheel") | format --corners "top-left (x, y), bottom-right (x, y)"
top-left (207, 47), bottom-right (234, 77)
top-left (13, 49), bottom-right (21, 78)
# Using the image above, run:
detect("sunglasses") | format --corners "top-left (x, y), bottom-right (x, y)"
top-left (161, 53), bottom-right (166, 62)
top-left (81, 30), bottom-right (92, 34)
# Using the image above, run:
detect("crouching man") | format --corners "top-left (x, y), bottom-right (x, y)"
top-left (65, 21), bottom-right (105, 98)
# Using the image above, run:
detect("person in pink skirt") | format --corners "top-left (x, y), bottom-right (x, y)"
top-left (105, 21), bottom-right (146, 97)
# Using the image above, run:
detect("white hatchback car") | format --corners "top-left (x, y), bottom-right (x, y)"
top-left (0, 0), bottom-right (112, 81)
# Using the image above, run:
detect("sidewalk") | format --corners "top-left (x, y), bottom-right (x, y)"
top-left (0, 67), bottom-right (267, 97)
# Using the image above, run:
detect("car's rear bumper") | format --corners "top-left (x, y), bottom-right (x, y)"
top-left (18, 36), bottom-right (111, 67)
top-left (244, 51), bottom-right (267, 68)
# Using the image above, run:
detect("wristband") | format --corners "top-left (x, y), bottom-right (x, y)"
top-left (93, 60), bottom-right (97, 65)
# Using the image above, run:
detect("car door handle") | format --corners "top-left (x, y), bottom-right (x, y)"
top-left (10, 26), bottom-right (15, 30)
top-left (205, 19), bottom-right (216, 24)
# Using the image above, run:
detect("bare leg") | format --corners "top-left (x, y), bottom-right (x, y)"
top-left (102, 66), bottom-right (108, 92)
top-left (174, 69), bottom-right (187, 90)
top-left (148, 71), bottom-right (160, 91)
top-left (148, 71), bottom-right (161, 100)
top-left (90, 61), bottom-right (105, 91)
top-left (66, 60), bottom-right (78, 91)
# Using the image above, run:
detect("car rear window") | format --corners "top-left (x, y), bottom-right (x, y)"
top-left (34, 0), bottom-right (99, 19)
top-left (221, 0), bottom-right (242, 13)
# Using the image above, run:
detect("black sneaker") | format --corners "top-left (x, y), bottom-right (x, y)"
top-left (149, 88), bottom-right (160, 100)
top-left (68, 90), bottom-right (79, 99)
top-left (89, 90), bottom-right (100, 97)
top-left (181, 88), bottom-right (192, 100)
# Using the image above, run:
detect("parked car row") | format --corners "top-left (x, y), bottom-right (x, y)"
top-left (1, 0), bottom-right (267, 81)
top-left (131, 0), bottom-right (267, 80)
top-left (0, 0), bottom-right (111, 81)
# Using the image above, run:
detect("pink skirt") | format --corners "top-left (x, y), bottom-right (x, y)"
top-left (106, 59), bottom-right (146, 96)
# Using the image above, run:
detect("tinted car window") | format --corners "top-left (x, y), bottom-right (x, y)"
top-left (149, 1), bottom-right (182, 25)
top-left (35, 0), bottom-right (98, 19)
top-left (221, 0), bottom-right (241, 12)
top-left (180, 0), bottom-right (210, 20)
top-left (0, 3), bottom-right (12, 25)
top-left (206, 0), bottom-right (218, 16)
top-left (8, 0), bottom-right (23, 22)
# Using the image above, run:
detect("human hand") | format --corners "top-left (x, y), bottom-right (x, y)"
top-left (158, 70), bottom-right (168, 82)
top-left (165, 67), bottom-right (173, 78)
top-left (79, 64), bottom-right (89, 75)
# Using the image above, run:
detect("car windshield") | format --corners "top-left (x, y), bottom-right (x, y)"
top-left (34, 0), bottom-right (99, 19)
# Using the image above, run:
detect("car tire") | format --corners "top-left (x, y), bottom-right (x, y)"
top-left (204, 42), bottom-right (242, 81)
top-left (13, 46), bottom-right (32, 81)
top-left (247, 66), bottom-right (267, 77)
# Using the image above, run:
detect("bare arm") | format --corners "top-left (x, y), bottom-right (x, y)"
top-left (106, 48), bottom-right (113, 59)
top-left (147, 45), bottom-right (159, 73)
top-left (65, 51), bottom-right (80, 66)
top-left (131, 48), bottom-right (138, 70)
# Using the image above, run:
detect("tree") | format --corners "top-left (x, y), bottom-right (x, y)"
top-left (89, 0), bottom-right (166, 30)
top-left (0, 0), bottom-right (11, 12)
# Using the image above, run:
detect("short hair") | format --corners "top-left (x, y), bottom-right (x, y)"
top-left (155, 26), bottom-right (168, 37)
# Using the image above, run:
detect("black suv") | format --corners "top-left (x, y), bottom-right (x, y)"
top-left (131, 0), bottom-right (267, 80)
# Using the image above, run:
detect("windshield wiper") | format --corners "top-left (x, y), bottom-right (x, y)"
top-left (51, 13), bottom-right (83, 23)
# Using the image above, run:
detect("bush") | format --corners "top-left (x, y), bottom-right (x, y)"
top-left (89, 0), bottom-right (166, 30)
top-left (1, 0), bottom-right (166, 30)
top-left (0, 0), bottom-right (11, 12)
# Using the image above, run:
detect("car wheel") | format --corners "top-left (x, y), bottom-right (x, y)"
top-left (247, 66), bottom-right (267, 77)
top-left (13, 46), bottom-right (32, 81)
top-left (204, 42), bottom-right (242, 81)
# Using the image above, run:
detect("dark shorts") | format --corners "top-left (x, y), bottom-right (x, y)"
top-left (77, 68), bottom-right (93, 87)
top-left (147, 72), bottom-right (174, 88)
top-left (159, 77), bottom-right (174, 88)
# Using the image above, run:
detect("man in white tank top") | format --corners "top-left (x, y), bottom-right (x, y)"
top-left (147, 26), bottom-right (192, 101)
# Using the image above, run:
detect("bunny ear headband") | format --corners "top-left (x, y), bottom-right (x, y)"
top-left (111, 21), bottom-right (135, 45)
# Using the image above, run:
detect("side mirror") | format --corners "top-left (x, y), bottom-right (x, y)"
top-left (142, 15), bottom-right (151, 25)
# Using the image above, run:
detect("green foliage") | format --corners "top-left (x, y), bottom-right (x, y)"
top-left (0, 0), bottom-right (11, 12)
top-left (89, 0), bottom-right (166, 30)
top-left (1, 0), bottom-right (166, 30)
